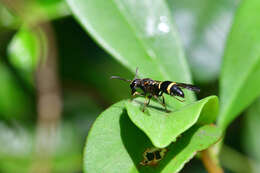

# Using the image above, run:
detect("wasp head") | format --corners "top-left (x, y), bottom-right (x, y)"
top-left (111, 67), bottom-right (141, 95)
top-left (130, 79), bottom-right (141, 94)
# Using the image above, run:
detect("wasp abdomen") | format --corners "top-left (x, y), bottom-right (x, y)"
top-left (159, 81), bottom-right (175, 94)
top-left (159, 81), bottom-right (184, 97)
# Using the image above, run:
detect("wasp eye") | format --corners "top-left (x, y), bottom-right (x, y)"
top-left (130, 82), bottom-right (136, 89)
top-left (130, 79), bottom-right (139, 88)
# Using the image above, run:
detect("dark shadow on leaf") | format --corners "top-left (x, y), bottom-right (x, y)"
top-left (120, 110), bottom-right (153, 172)
top-left (120, 109), bottom-right (199, 172)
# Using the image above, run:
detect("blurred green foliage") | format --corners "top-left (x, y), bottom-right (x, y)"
top-left (168, 0), bottom-right (239, 83)
top-left (0, 63), bottom-right (32, 119)
top-left (0, 0), bottom-right (260, 173)
top-left (218, 0), bottom-right (260, 130)
top-left (8, 27), bottom-right (40, 86)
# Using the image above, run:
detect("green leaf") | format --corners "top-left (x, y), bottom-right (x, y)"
top-left (126, 95), bottom-right (218, 148)
top-left (66, 0), bottom-right (194, 101)
top-left (84, 101), bottom-right (222, 173)
top-left (217, 0), bottom-right (260, 130)
top-left (0, 62), bottom-right (32, 119)
top-left (8, 27), bottom-right (40, 71)
top-left (138, 125), bottom-right (222, 173)
top-left (242, 98), bottom-right (260, 162)
top-left (84, 101), bottom-right (135, 173)
top-left (8, 27), bottom-right (41, 85)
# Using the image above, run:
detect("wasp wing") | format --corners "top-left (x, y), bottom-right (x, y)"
top-left (175, 83), bottom-right (200, 92)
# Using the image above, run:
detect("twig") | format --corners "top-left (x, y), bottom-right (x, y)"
top-left (201, 148), bottom-right (224, 173)
top-left (30, 21), bottom-right (62, 173)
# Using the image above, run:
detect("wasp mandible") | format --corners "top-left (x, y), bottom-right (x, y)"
top-left (111, 68), bottom-right (200, 112)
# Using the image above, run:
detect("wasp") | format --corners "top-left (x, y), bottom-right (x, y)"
top-left (111, 68), bottom-right (200, 112)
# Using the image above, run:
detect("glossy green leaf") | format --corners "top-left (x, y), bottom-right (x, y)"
top-left (66, 0), bottom-right (194, 102)
top-left (217, 0), bottom-right (260, 130)
top-left (126, 95), bottom-right (218, 148)
top-left (0, 62), bottom-right (31, 119)
top-left (84, 101), bottom-right (222, 173)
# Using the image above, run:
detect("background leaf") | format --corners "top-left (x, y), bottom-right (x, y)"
top-left (7, 27), bottom-right (43, 87)
top-left (217, 0), bottom-right (260, 130)
top-left (168, 0), bottom-right (238, 83)
top-left (0, 62), bottom-right (32, 119)
top-left (84, 101), bottom-right (221, 173)
top-left (126, 95), bottom-right (218, 148)
top-left (8, 28), bottom-right (40, 71)
top-left (242, 98), bottom-right (260, 165)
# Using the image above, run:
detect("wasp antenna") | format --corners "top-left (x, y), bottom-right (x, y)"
top-left (111, 76), bottom-right (131, 82)
top-left (134, 67), bottom-right (139, 79)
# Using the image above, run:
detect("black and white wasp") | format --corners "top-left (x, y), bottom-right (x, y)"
top-left (111, 68), bottom-right (200, 111)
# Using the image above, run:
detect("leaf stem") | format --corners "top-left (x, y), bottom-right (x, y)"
top-left (201, 148), bottom-right (224, 173)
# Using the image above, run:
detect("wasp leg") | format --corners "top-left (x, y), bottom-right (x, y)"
top-left (154, 95), bottom-right (168, 112)
top-left (173, 96), bottom-right (185, 102)
top-left (142, 95), bottom-right (152, 112)
top-left (162, 95), bottom-right (168, 111)
top-left (131, 91), bottom-right (145, 101)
